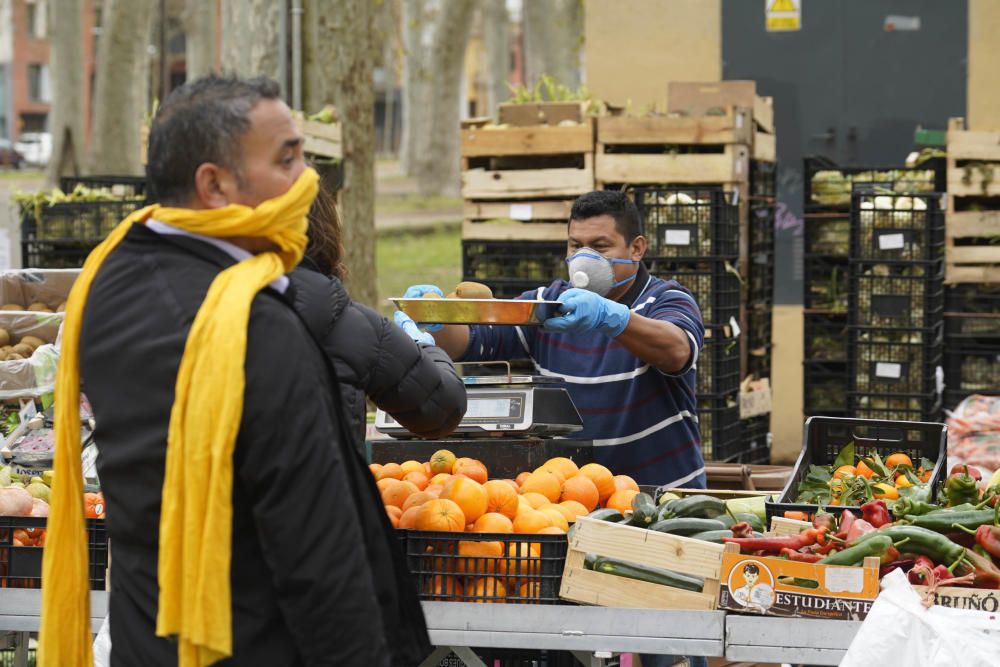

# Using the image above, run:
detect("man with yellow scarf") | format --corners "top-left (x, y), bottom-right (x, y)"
top-left (39, 75), bottom-right (431, 666)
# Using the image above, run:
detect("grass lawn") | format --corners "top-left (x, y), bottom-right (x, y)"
top-left (375, 193), bottom-right (462, 215)
top-left (375, 223), bottom-right (462, 317)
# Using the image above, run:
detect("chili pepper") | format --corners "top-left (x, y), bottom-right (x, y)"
top-left (781, 547), bottom-right (823, 563)
top-left (882, 558), bottom-right (914, 578)
top-left (945, 467), bottom-right (981, 507)
top-left (860, 500), bottom-right (892, 528)
top-left (881, 545), bottom-right (901, 565)
top-left (944, 531), bottom-right (977, 549)
top-left (923, 503), bottom-right (977, 514)
top-left (813, 512), bottom-right (835, 531)
top-left (729, 521), bottom-right (755, 539)
top-left (851, 525), bottom-right (967, 570)
top-left (971, 524), bottom-right (1000, 559)
top-left (905, 509), bottom-right (995, 532)
top-left (834, 509), bottom-right (856, 540)
top-left (815, 539), bottom-right (839, 555)
top-left (892, 497), bottom-right (938, 519)
top-left (908, 555), bottom-right (936, 584)
top-left (950, 463), bottom-right (983, 482)
top-left (846, 518), bottom-right (876, 543)
top-left (959, 547), bottom-right (1000, 589)
top-left (932, 564), bottom-right (952, 581)
top-left (723, 526), bottom-right (828, 554)
top-left (818, 535), bottom-right (893, 566)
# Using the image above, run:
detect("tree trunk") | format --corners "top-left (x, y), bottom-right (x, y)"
top-left (311, 0), bottom-right (378, 307)
top-left (183, 0), bottom-right (217, 80)
top-left (522, 0), bottom-right (581, 90)
top-left (220, 0), bottom-right (279, 80)
top-left (400, 0), bottom-right (430, 176)
top-left (88, 0), bottom-right (156, 175)
top-left (415, 0), bottom-right (477, 196)
top-left (45, 0), bottom-right (85, 184)
top-left (482, 0), bottom-right (509, 117)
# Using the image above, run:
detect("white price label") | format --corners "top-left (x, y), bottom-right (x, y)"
top-left (825, 566), bottom-right (865, 593)
top-left (665, 229), bottom-right (692, 246)
top-left (878, 233), bottom-right (905, 250)
top-left (876, 362), bottom-right (902, 379)
top-left (729, 316), bottom-right (742, 338)
top-left (509, 204), bottom-right (533, 221)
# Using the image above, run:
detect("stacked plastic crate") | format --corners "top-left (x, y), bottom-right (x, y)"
top-left (847, 187), bottom-right (946, 422)
top-left (802, 160), bottom-right (943, 419)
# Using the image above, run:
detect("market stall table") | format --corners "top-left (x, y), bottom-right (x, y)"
top-left (725, 615), bottom-right (861, 666)
top-left (0, 590), bottom-right (108, 667)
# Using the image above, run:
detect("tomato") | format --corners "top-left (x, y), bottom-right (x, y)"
top-left (833, 465), bottom-right (857, 480)
top-left (885, 453), bottom-right (913, 469)
top-left (855, 460), bottom-right (876, 479)
top-left (894, 474), bottom-right (913, 488)
top-left (873, 483), bottom-right (899, 500)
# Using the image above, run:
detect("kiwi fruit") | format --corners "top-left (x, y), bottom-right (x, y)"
top-left (27, 303), bottom-right (52, 313)
top-left (446, 292), bottom-right (458, 299)
top-left (11, 343), bottom-right (33, 358)
top-left (0, 329), bottom-right (9, 347)
top-left (56, 301), bottom-right (67, 313)
top-left (4, 353), bottom-right (24, 361)
top-left (421, 292), bottom-right (442, 299)
top-left (454, 281), bottom-right (494, 299)
top-left (18, 336), bottom-right (44, 350)
top-left (0, 304), bottom-right (23, 311)
top-left (0, 346), bottom-right (11, 356)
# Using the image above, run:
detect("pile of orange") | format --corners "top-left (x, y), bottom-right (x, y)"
top-left (371, 450), bottom-right (638, 602)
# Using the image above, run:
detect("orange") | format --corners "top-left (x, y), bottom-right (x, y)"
top-left (514, 581), bottom-right (541, 602)
top-left (456, 540), bottom-right (504, 575)
top-left (532, 464), bottom-right (566, 486)
top-left (833, 465), bottom-right (857, 480)
top-left (452, 457), bottom-right (477, 473)
top-left (521, 492), bottom-right (551, 510)
top-left (473, 512), bottom-right (514, 533)
top-left (466, 576), bottom-right (506, 602)
top-left (441, 477), bottom-right (489, 523)
top-left (416, 499), bottom-right (466, 532)
top-left (558, 500), bottom-right (589, 522)
top-left (499, 479), bottom-right (520, 493)
top-left (542, 503), bottom-right (576, 524)
top-left (516, 495), bottom-right (533, 514)
top-left (613, 474), bottom-right (640, 492)
top-left (560, 475), bottom-right (600, 511)
top-left (578, 463), bottom-right (616, 504)
top-left (515, 471), bottom-right (531, 488)
top-left (539, 508), bottom-right (570, 532)
top-left (455, 462), bottom-right (489, 485)
top-left (537, 526), bottom-right (566, 534)
top-left (855, 460), bottom-right (876, 479)
top-left (430, 449), bottom-right (457, 475)
top-left (381, 480), bottom-right (420, 509)
top-left (513, 508), bottom-right (552, 534)
top-left (542, 456), bottom-right (579, 480)
top-left (398, 506), bottom-right (422, 529)
top-left (385, 505), bottom-right (402, 528)
top-left (483, 480), bottom-right (520, 519)
top-left (424, 462), bottom-right (433, 474)
top-left (917, 467), bottom-right (933, 483)
top-left (430, 473), bottom-right (452, 487)
top-left (872, 483), bottom-right (900, 500)
top-left (402, 490), bottom-right (436, 512)
top-left (403, 471), bottom-right (430, 491)
top-left (504, 542), bottom-right (541, 578)
top-left (425, 484), bottom-right (444, 498)
top-left (606, 489), bottom-right (640, 513)
top-left (886, 452), bottom-right (913, 469)
top-left (376, 478), bottom-right (396, 493)
top-left (369, 463), bottom-right (384, 478)
top-left (427, 574), bottom-right (462, 600)
top-left (400, 460), bottom-right (424, 476)
top-left (895, 474), bottom-right (913, 488)
top-left (377, 462), bottom-right (404, 481)
top-left (519, 471), bottom-right (562, 503)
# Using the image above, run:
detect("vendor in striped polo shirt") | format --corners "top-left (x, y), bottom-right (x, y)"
top-left (400, 190), bottom-right (706, 490)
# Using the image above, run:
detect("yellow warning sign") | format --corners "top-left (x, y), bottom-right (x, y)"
top-left (766, 0), bottom-right (801, 32)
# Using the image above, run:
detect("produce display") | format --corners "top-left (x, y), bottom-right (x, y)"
top-left (854, 264), bottom-right (931, 328)
top-left (635, 190), bottom-right (721, 258)
top-left (0, 464), bottom-right (104, 548)
top-left (809, 169), bottom-right (936, 206)
top-left (14, 185), bottom-right (145, 241)
top-left (947, 395), bottom-right (1000, 471)
top-left (794, 443), bottom-right (935, 507)
top-left (852, 329), bottom-right (931, 392)
top-left (808, 216), bottom-right (850, 255)
top-left (807, 263), bottom-right (847, 313)
top-left (855, 194), bottom-right (932, 258)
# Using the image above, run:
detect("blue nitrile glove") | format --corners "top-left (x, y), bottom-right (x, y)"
top-left (543, 288), bottom-right (631, 337)
top-left (403, 284), bottom-right (445, 332)
top-left (394, 310), bottom-right (436, 345)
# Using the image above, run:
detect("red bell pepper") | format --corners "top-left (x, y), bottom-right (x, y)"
top-left (860, 500), bottom-right (892, 528)
top-left (908, 555), bottom-right (936, 584)
top-left (951, 463), bottom-right (983, 481)
top-left (813, 512), bottom-right (836, 531)
top-left (834, 509), bottom-right (856, 540)
top-left (975, 524), bottom-right (1000, 559)
top-left (846, 518), bottom-right (876, 543)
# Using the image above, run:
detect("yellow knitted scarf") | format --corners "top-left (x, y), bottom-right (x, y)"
top-left (39, 168), bottom-right (320, 667)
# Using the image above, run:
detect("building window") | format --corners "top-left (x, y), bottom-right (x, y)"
top-left (26, 1), bottom-right (46, 39)
top-left (27, 64), bottom-right (50, 103)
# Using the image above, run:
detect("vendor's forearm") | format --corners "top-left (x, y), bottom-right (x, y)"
top-left (431, 324), bottom-right (471, 360)
top-left (615, 314), bottom-right (692, 374)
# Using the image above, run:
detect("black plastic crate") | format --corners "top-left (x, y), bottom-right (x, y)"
top-left (459, 649), bottom-right (605, 667)
top-left (21, 239), bottom-right (96, 269)
top-left (20, 198), bottom-right (144, 244)
top-left (403, 530), bottom-right (567, 604)
top-left (749, 206), bottom-right (774, 307)
top-left (804, 156), bottom-right (944, 211)
top-left (750, 160), bottom-right (777, 200)
top-left (849, 391), bottom-right (942, 423)
top-left (766, 416), bottom-right (947, 522)
top-left (747, 304), bottom-right (772, 379)
top-left (59, 175), bottom-right (148, 199)
top-left (849, 190), bottom-right (945, 263)
top-left (631, 185), bottom-right (739, 259)
top-left (804, 210), bottom-right (850, 258)
top-left (805, 313), bottom-right (848, 362)
top-left (848, 260), bottom-right (944, 330)
top-left (804, 255), bottom-right (848, 313)
top-left (804, 363), bottom-right (849, 417)
top-left (945, 284), bottom-right (1000, 339)
top-left (739, 415), bottom-right (772, 464)
top-left (944, 343), bottom-right (1000, 396)
top-left (647, 258), bottom-right (740, 329)
top-left (462, 240), bottom-right (566, 298)
top-left (698, 394), bottom-right (742, 462)
top-left (849, 324), bottom-right (943, 396)
top-left (369, 438), bottom-right (596, 478)
top-left (697, 337), bottom-right (740, 397)
top-left (0, 516), bottom-right (107, 590)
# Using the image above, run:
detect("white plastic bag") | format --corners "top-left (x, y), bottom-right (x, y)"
top-left (93, 613), bottom-right (111, 667)
top-left (841, 569), bottom-right (1000, 667)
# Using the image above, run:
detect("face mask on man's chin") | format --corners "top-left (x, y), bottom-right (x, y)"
top-left (565, 248), bottom-right (639, 297)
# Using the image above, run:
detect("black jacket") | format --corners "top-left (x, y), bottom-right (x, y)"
top-left (290, 261), bottom-right (466, 443)
top-left (79, 225), bottom-right (431, 666)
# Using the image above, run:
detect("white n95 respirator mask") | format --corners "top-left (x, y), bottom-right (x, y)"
top-left (565, 248), bottom-right (639, 297)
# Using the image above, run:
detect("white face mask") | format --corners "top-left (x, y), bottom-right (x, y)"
top-left (565, 248), bottom-right (640, 297)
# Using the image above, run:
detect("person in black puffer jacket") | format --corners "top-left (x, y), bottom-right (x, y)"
top-left (291, 188), bottom-right (466, 446)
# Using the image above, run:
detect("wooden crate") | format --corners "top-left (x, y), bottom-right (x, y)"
top-left (560, 516), bottom-right (728, 610)
top-left (460, 121), bottom-right (594, 200)
top-left (462, 199), bottom-right (572, 241)
top-left (497, 101), bottom-right (583, 127)
top-left (596, 143), bottom-right (750, 188)
top-left (667, 81), bottom-right (775, 164)
top-left (945, 117), bottom-right (1000, 283)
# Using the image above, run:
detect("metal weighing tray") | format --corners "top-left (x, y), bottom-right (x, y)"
top-left (390, 298), bottom-right (561, 325)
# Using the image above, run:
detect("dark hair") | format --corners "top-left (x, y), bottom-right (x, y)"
top-left (569, 190), bottom-right (643, 242)
top-left (147, 74), bottom-right (282, 205)
top-left (306, 187), bottom-right (347, 280)
top-left (743, 563), bottom-right (760, 576)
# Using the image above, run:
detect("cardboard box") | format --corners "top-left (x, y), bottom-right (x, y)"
top-left (912, 585), bottom-right (1000, 612)
top-left (739, 377), bottom-right (772, 419)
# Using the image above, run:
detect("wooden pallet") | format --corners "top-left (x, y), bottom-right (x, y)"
top-left (946, 118), bottom-right (1000, 283)
top-left (462, 199), bottom-right (572, 241)
top-left (559, 516), bottom-right (729, 610)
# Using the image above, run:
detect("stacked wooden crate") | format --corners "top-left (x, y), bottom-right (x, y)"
top-left (460, 102), bottom-right (594, 298)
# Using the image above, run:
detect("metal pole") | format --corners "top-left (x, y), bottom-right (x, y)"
top-left (278, 0), bottom-right (289, 98)
top-left (291, 0), bottom-right (303, 111)
top-left (159, 0), bottom-right (169, 101)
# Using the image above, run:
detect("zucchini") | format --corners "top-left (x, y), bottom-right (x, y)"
top-left (661, 494), bottom-right (727, 519)
top-left (688, 529), bottom-right (763, 543)
top-left (656, 490), bottom-right (681, 506)
top-left (649, 517), bottom-right (727, 536)
top-left (586, 508), bottom-right (625, 523)
top-left (584, 552), bottom-right (600, 570)
top-left (628, 492), bottom-right (657, 527)
top-left (592, 556), bottom-right (704, 592)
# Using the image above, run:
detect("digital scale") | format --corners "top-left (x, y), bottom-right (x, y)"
top-left (374, 374), bottom-right (584, 439)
